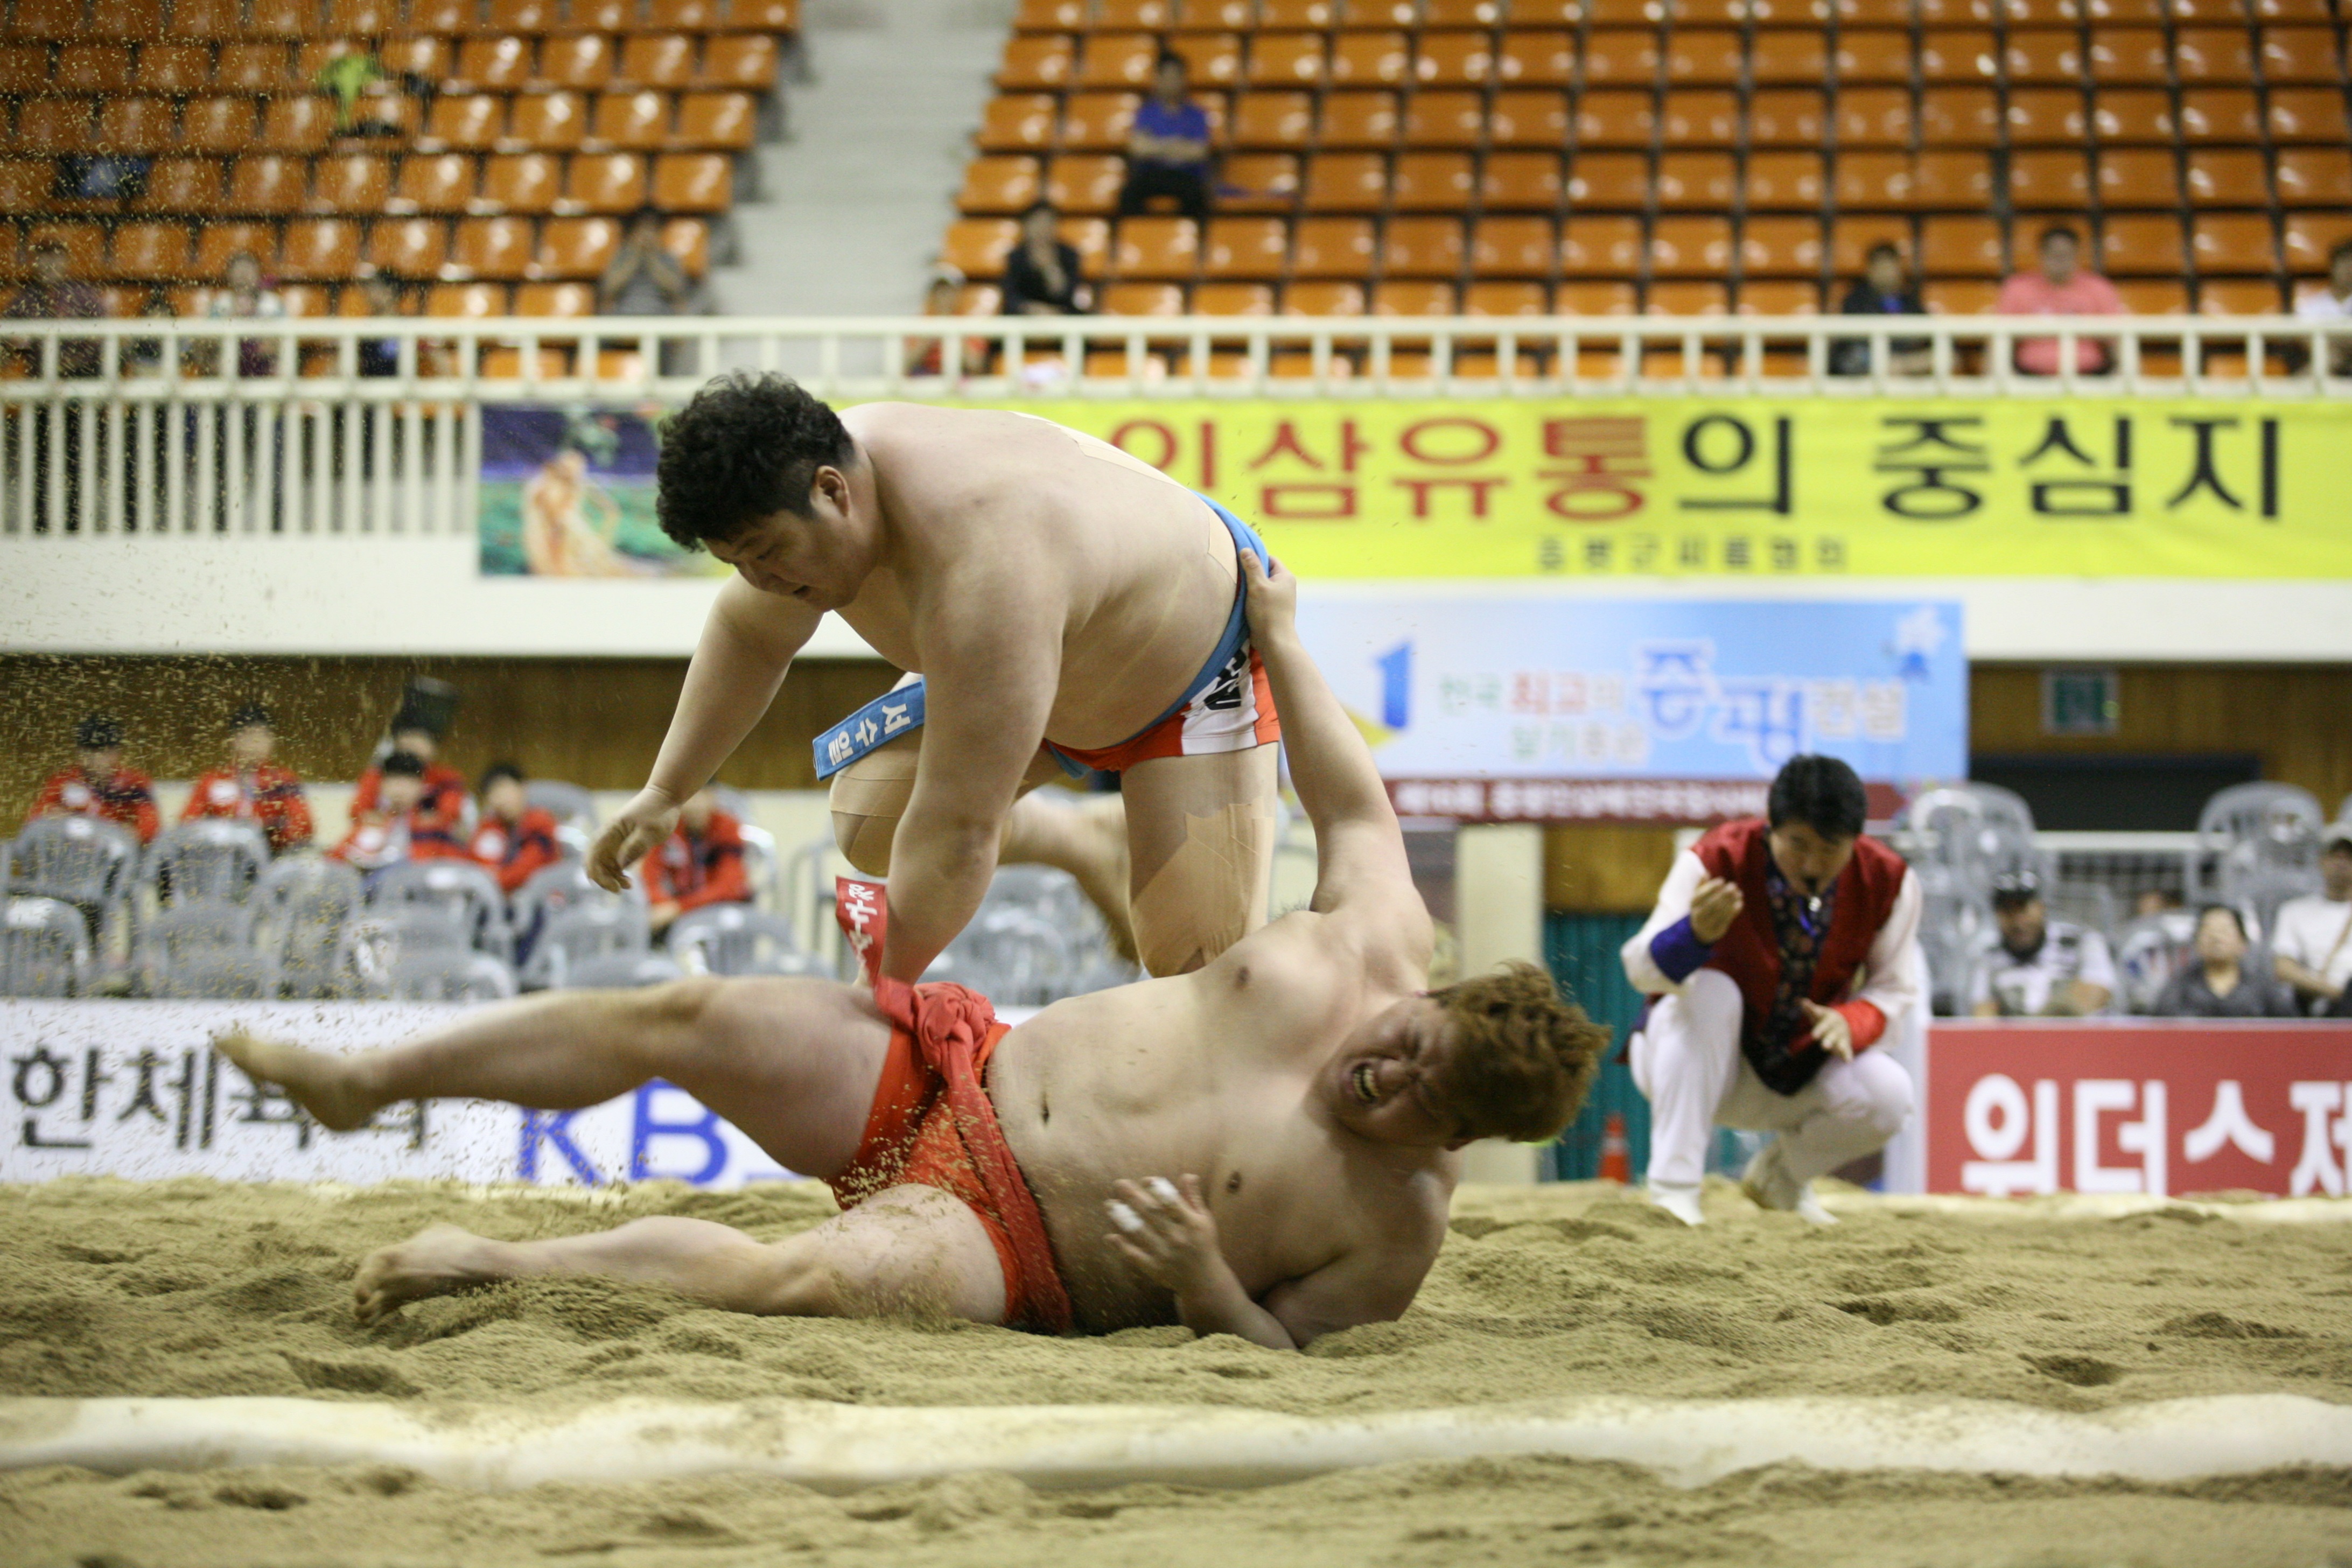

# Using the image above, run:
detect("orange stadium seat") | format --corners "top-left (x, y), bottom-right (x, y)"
top-left (1281, 281), bottom-right (1367, 316)
top-left (508, 92), bottom-right (588, 150)
top-left (1165, 31), bottom-right (1241, 86)
top-left (1930, 278), bottom-right (2001, 313)
top-left (1078, 32), bottom-right (1159, 88)
top-left (1648, 215), bottom-right (1733, 275)
top-left (2001, 31), bottom-right (2082, 84)
top-left (407, 0), bottom-right (473, 31)
top-left (185, 96), bottom-right (265, 153)
top-left (1193, 281), bottom-right (1277, 313)
top-left (244, 0), bottom-right (314, 38)
top-left (8, 0), bottom-right (82, 29)
top-left (676, 91), bottom-right (755, 149)
top-left (564, 150), bottom-right (649, 211)
top-left (1579, 26), bottom-right (1662, 86)
top-left (2096, 146), bottom-right (2181, 207)
top-left (961, 155), bottom-right (1044, 213)
top-left (1014, 0), bottom-right (1087, 30)
top-left (1381, 215), bottom-right (1465, 276)
top-left (2265, 88), bottom-right (2348, 142)
top-left (1465, 280), bottom-right (1549, 317)
top-left (323, 0), bottom-right (398, 30)
top-left (2179, 89), bottom-right (2263, 142)
top-left (1228, 90), bottom-right (1314, 148)
top-left (426, 282), bottom-right (508, 317)
top-left (110, 221), bottom-right (193, 279)
top-left (1328, 30), bottom-right (1411, 86)
top-left (96, 96), bottom-right (177, 153)
top-left (1059, 92), bottom-right (1141, 150)
top-left (366, 216), bottom-right (449, 276)
top-left (1914, 150), bottom-right (1994, 207)
top-left (2185, 147), bottom-right (2270, 206)
top-left (2248, 0), bottom-right (2334, 19)
top-left (1833, 88), bottom-right (1912, 149)
top-left (1576, 88), bottom-right (1657, 146)
top-left (2192, 212), bottom-right (2279, 273)
top-left (1745, 151), bottom-right (1825, 208)
top-left (1834, 151), bottom-right (1914, 209)
top-left (1480, 151), bottom-right (1564, 209)
top-left (195, 220), bottom-right (279, 276)
top-left (0, 45), bottom-right (43, 93)
top-left (88, 0), bottom-right (165, 35)
top-left (1047, 152), bottom-right (1126, 211)
top-left (2086, 28), bottom-right (2169, 85)
top-left (134, 44), bottom-right (211, 92)
top-left (2274, 148), bottom-right (2352, 206)
top-left (1097, 0), bottom-right (1175, 27)
top-left (2006, 89), bottom-right (2089, 144)
top-left (2001, 0), bottom-right (2081, 27)
top-left (1423, 0), bottom-right (1504, 26)
top-left (1487, 89), bottom-right (1571, 145)
top-left (1920, 86), bottom-right (2000, 145)
top-left (1324, 89), bottom-right (1404, 147)
top-left (1835, 30), bottom-right (1912, 85)
top-left (1177, 0), bottom-right (1256, 30)
top-left (1656, 151), bottom-right (1737, 209)
top-left (2098, 212), bottom-right (2187, 272)
top-left (278, 218), bottom-right (363, 281)
top-left (1059, 214), bottom-right (1112, 274)
top-left (1372, 280), bottom-right (1459, 320)
top-left (515, 281), bottom-right (599, 314)
top-left (660, 215), bottom-right (708, 275)
top-left (646, 0), bottom-right (720, 30)
top-left (1556, 278), bottom-right (1639, 315)
top-left (1746, 89), bottom-right (1826, 145)
top-left (1301, 152), bottom-right (1389, 214)
top-left (2257, 26), bottom-right (2339, 85)
top-left (1740, 278), bottom-right (1824, 314)
top-left (2173, 27), bottom-right (2257, 85)
top-left (1291, 215), bottom-right (1376, 276)
top-left (58, 43), bottom-right (134, 92)
top-left (2091, 89), bottom-right (2176, 143)
top-left (977, 94), bottom-right (1059, 151)
top-left (1569, 151), bottom-right (1652, 207)
top-left (701, 34), bottom-right (779, 89)
top-left (17, 99), bottom-right (94, 153)
top-left (135, 157), bottom-right (222, 213)
top-left (2007, 149), bottom-right (2091, 207)
top-left (1660, 90), bottom-right (1740, 145)
top-left (27, 223), bottom-right (107, 281)
top-left (0, 163), bottom-right (48, 218)
top-left (456, 35), bottom-right (537, 90)
top-left (1203, 215), bottom-right (1292, 277)
top-left (382, 36), bottom-right (451, 79)
top-left (1751, 32), bottom-right (1828, 84)
top-left (2284, 213), bottom-right (2352, 274)
top-left (392, 153), bottom-right (477, 213)
top-left (592, 89), bottom-right (674, 149)
top-left (1473, 215), bottom-right (1558, 276)
top-left (226, 153), bottom-right (307, 213)
top-left (1247, 32), bottom-right (1327, 87)
top-left (997, 35), bottom-right (1075, 89)
top-left (941, 216), bottom-right (1019, 276)
top-left (1917, 28), bottom-right (1995, 82)
top-left (481, 152), bottom-right (562, 212)
top-left (451, 216), bottom-right (535, 278)
top-left (1646, 280), bottom-right (1731, 316)
top-left (1414, 30), bottom-right (1494, 87)
top-left (1496, 30), bottom-right (1576, 87)
top-left (1919, 214), bottom-right (2005, 274)
top-left (1741, 214), bottom-right (1826, 272)
top-left (534, 216), bottom-right (622, 276)
top-left (654, 152), bottom-right (730, 209)
top-left (258, 94), bottom-right (335, 152)
top-left (1217, 152), bottom-right (1301, 211)
top-left (1258, 0), bottom-right (1339, 27)
top-left (2197, 278), bottom-right (2285, 315)
top-left (1829, 215), bottom-right (1912, 274)
top-left (1098, 280), bottom-right (1188, 313)
top-left (423, 94), bottom-right (508, 152)
top-left (1114, 214), bottom-right (1201, 277)
top-left (2109, 282), bottom-right (2187, 321)
top-left (1391, 151), bottom-right (1473, 209)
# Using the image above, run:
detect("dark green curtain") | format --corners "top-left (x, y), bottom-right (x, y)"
top-left (1542, 912), bottom-right (1650, 1181)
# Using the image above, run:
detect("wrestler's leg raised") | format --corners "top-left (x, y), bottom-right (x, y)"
top-left (1119, 743), bottom-right (1279, 976)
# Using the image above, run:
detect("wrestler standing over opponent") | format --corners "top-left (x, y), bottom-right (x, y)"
top-left (587, 374), bottom-right (1284, 979)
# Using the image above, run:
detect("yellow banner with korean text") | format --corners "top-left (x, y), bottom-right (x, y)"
top-left (976, 397), bottom-right (2352, 579)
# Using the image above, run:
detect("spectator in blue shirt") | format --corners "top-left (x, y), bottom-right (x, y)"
top-left (1118, 52), bottom-right (1213, 225)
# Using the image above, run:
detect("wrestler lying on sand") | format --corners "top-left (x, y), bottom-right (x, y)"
top-left (220, 555), bottom-right (1608, 1349)
top-left (587, 374), bottom-right (1291, 981)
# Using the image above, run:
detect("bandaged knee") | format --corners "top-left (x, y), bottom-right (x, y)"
top-left (1129, 800), bottom-right (1276, 977)
top-left (828, 743), bottom-right (921, 876)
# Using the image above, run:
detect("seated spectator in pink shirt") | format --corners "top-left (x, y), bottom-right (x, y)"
top-left (1997, 224), bottom-right (2125, 376)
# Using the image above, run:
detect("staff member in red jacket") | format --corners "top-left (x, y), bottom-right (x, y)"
top-left (639, 787), bottom-right (751, 938)
top-left (30, 713), bottom-right (160, 844)
top-left (467, 763), bottom-right (562, 895)
top-left (181, 702), bottom-right (313, 854)
top-left (332, 751), bottom-right (466, 872)
top-left (1621, 755), bottom-right (1922, 1228)
top-left (351, 715), bottom-right (470, 850)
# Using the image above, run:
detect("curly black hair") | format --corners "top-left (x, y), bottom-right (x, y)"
top-left (655, 373), bottom-right (856, 550)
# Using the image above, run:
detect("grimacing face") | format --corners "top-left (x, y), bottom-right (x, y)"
top-left (1765, 821), bottom-right (1857, 899)
top-left (1322, 995), bottom-right (1471, 1150)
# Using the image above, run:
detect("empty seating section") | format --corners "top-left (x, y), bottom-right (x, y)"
top-left (946, 0), bottom-right (2350, 317)
top-left (0, 0), bottom-right (795, 314)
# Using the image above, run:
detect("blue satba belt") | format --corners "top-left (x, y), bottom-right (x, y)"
top-left (811, 494), bottom-right (1269, 781)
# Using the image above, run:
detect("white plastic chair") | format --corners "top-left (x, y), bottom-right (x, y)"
top-left (2, 896), bottom-right (92, 997)
top-left (388, 950), bottom-right (520, 1002)
top-left (139, 819), bottom-right (270, 908)
top-left (367, 858), bottom-right (514, 959)
top-left (528, 900), bottom-right (652, 990)
top-left (667, 903), bottom-right (828, 977)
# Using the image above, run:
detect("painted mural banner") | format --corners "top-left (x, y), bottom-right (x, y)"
top-left (1923, 1021), bottom-right (2352, 1199)
top-left (1293, 596), bottom-right (1964, 824)
top-left (981, 397), bottom-right (2352, 580)
top-left (478, 405), bottom-right (725, 579)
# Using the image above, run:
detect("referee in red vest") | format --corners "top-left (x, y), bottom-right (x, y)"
top-left (1620, 755), bottom-right (1924, 1227)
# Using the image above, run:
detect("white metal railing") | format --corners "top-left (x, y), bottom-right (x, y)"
top-left (3, 313), bottom-right (2346, 538)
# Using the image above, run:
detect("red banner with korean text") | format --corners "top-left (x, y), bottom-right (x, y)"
top-left (1924, 1022), bottom-right (2352, 1199)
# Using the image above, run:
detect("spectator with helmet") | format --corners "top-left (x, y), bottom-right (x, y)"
top-left (331, 750), bottom-right (464, 872)
top-left (639, 787), bottom-right (751, 939)
top-left (2153, 905), bottom-right (2297, 1018)
top-left (1997, 224), bottom-right (2125, 376)
top-left (467, 763), bottom-right (562, 896)
top-left (2271, 822), bottom-right (2352, 1018)
top-left (351, 704), bottom-right (470, 852)
top-left (1621, 755), bottom-right (1923, 1228)
top-left (1971, 872), bottom-right (2116, 1016)
top-left (180, 701), bottom-right (313, 855)
top-left (28, 714), bottom-right (160, 844)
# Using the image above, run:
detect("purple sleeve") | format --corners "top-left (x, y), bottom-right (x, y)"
top-left (1648, 915), bottom-right (1715, 984)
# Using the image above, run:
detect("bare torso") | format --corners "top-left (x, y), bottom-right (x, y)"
top-left (986, 915), bottom-right (1457, 1331)
top-left (836, 403), bottom-right (1240, 751)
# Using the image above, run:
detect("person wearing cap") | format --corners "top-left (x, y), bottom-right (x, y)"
top-left (466, 763), bottom-right (562, 897)
top-left (351, 707), bottom-right (470, 849)
top-left (2271, 823), bottom-right (2352, 1018)
top-left (1969, 871), bottom-right (2116, 1018)
top-left (331, 750), bottom-right (466, 872)
top-left (29, 715), bottom-right (160, 844)
top-left (181, 702), bottom-right (313, 855)
top-left (1621, 755), bottom-right (1923, 1227)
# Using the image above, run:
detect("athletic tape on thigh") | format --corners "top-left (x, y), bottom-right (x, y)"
top-left (1129, 799), bottom-right (1276, 977)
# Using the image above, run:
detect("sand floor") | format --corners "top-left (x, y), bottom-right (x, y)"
top-left (3, 1175), bottom-right (2349, 1566)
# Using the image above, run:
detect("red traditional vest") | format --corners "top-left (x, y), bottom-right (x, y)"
top-left (1692, 817), bottom-right (1908, 1061)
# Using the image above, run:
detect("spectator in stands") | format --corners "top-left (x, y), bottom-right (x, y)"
top-left (356, 272), bottom-right (409, 379)
top-left (600, 208), bottom-right (694, 319)
top-left (2153, 905), bottom-right (2296, 1018)
top-left (180, 701), bottom-right (312, 855)
top-left (28, 713), bottom-right (160, 844)
top-left (907, 264), bottom-right (992, 376)
top-left (639, 787), bottom-right (751, 940)
top-left (3, 239), bottom-right (106, 377)
top-left (1831, 243), bottom-right (1930, 377)
top-left (352, 708), bottom-right (470, 853)
top-left (467, 763), bottom-right (562, 896)
top-left (205, 251), bottom-right (286, 378)
top-left (2272, 822), bottom-right (2352, 1018)
top-left (2293, 238), bottom-right (2352, 377)
top-left (1118, 51), bottom-right (1213, 225)
top-left (1002, 200), bottom-right (1090, 317)
top-left (1997, 225), bottom-right (2125, 377)
top-left (1971, 873), bottom-right (2115, 1017)
top-left (122, 293), bottom-right (178, 379)
top-left (331, 750), bottom-right (457, 873)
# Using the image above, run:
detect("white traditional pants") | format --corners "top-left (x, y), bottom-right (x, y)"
top-left (1629, 969), bottom-right (1915, 1189)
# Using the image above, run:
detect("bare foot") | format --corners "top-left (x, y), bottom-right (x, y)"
top-left (213, 1027), bottom-right (377, 1132)
top-left (354, 1223), bottom-right (514, 1325)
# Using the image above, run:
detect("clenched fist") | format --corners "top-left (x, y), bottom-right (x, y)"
top-left (586, 786), bottom-right (683, 894)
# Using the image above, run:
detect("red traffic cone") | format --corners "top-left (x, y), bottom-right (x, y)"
top-left (1599, 1111), bottom-right (1632, 1185)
